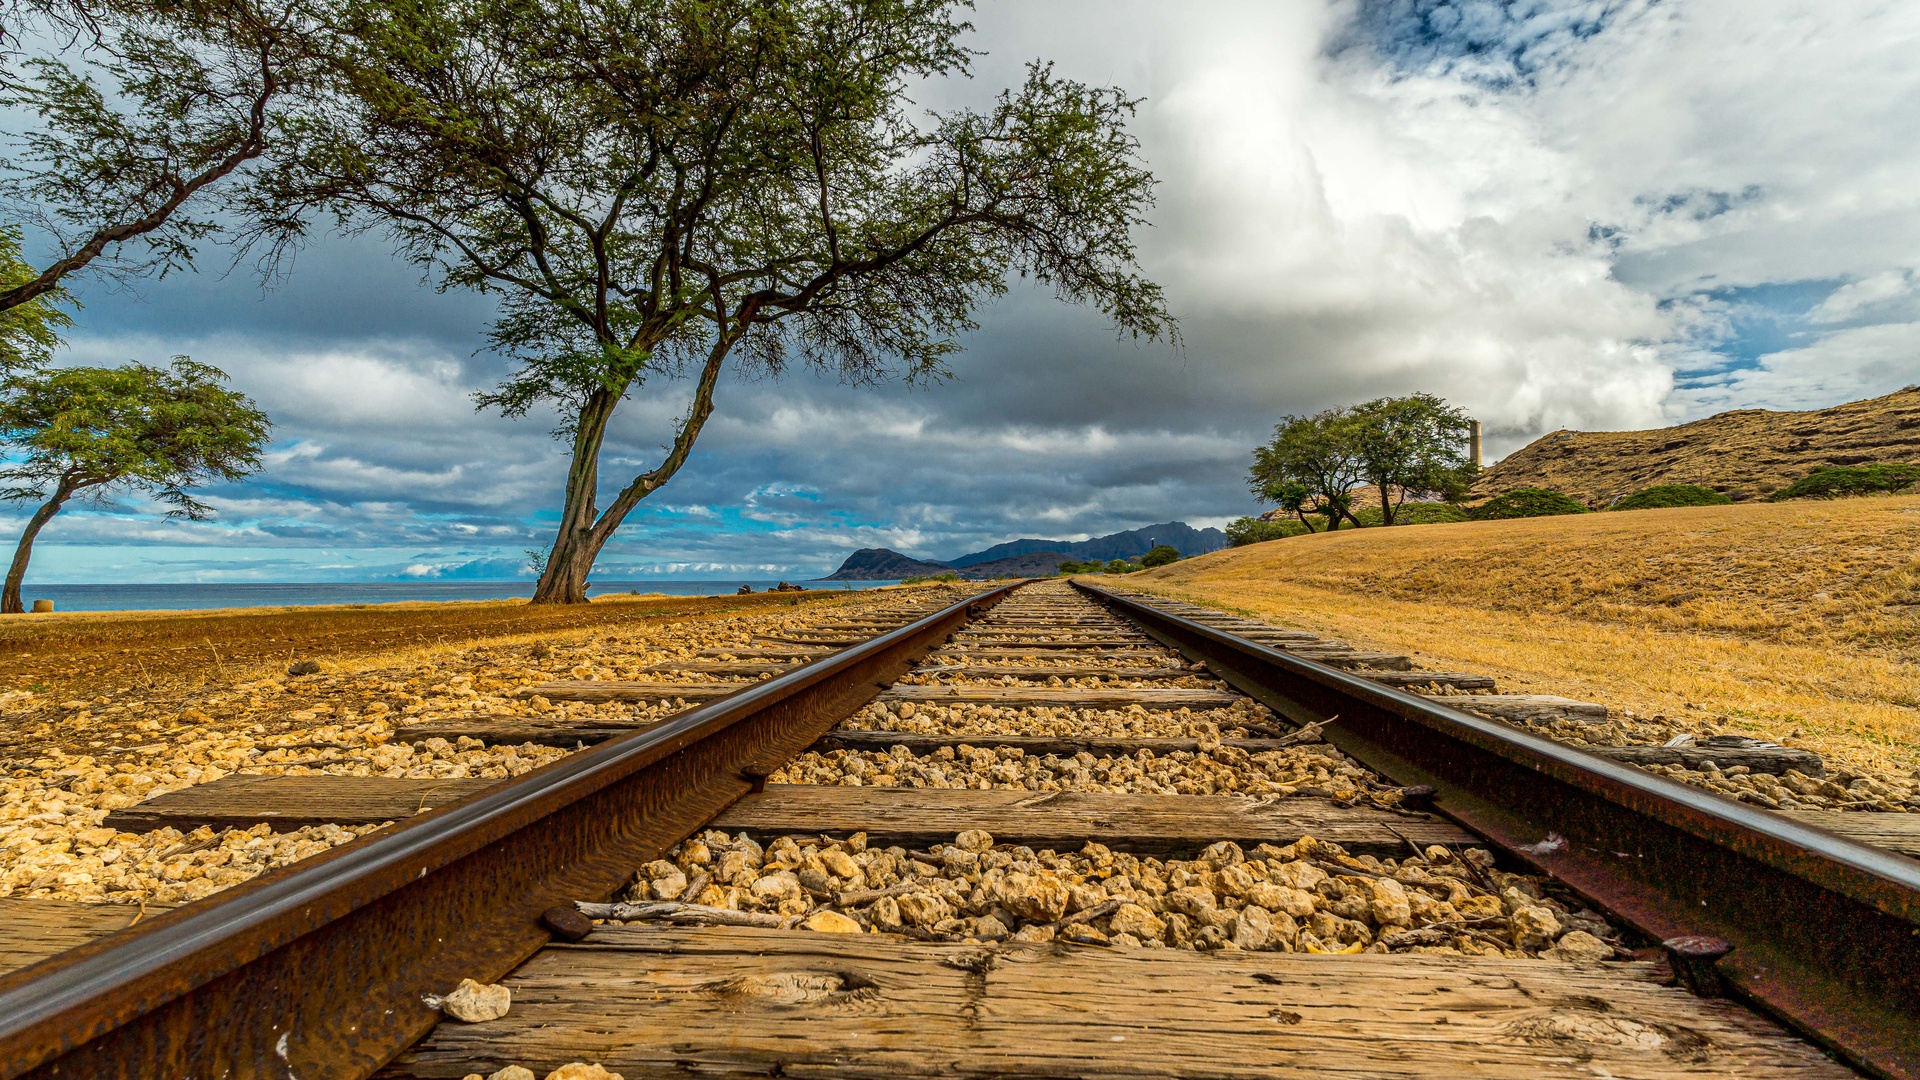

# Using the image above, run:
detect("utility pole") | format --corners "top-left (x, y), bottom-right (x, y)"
top-left (1469, 420), bottom-right (1483, 468)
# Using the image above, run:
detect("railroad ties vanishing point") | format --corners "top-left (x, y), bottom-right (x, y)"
top-left (0, 580), bottom-right (1913, 1079)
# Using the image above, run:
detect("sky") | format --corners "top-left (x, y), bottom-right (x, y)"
top-left (12, 0), bottom-right (1920, 583)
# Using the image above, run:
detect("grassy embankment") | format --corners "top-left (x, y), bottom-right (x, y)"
top-left (1132, 496), bottom-right (1920, 776)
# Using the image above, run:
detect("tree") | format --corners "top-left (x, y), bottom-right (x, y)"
top-left (0, 0), bottom-right (325, 315)
top-left (0, 358), bottom-right (269, 612)
top-left (1348, 393), bottom-right (1476, 525)
top-left (1140, 544), bottom-right (1180, 568)
top-left (0, 226), bottom-right (71, 374)
top-left (1248, 408), bottom-right (1363, 532)
top-left (272, 0), bottom-right (1175, 603)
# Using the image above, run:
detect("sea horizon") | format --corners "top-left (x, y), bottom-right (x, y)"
top-left (11, 579), bottom-right (900, 613)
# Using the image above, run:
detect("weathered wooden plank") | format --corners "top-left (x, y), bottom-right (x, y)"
top-left (910, 664), bottom-right (1188, 681)
top-left (522, 680), bottom-right (750, 704)
top-left (383, 926), bottom-right (1847, 1080)
top-left (694, 646), bottom-right (828, 659)
top-left (1439, 694), bottom-right (1610, 725)
top-left (1365, 671), bottom-right (1498, 691)
top-left (0, 900), bottom-right (174, 975)
top-left (957, 633), bottom-right (1152, 645)
top-left (942, 639), bottom-right (1158, 651)
top-left (1283, 648), bottom-right (1415, 671)
top-left (876, 685), bottom-right (1240, 709)
top-left (397, 716), bottom-right (666, 748)
top-left (929, 647), bottom-right (1172, 661)
top-left (103, 775), bottom-right (493, 833)
top-left (712, 785), bottom-right (1473, 854)
top-left (635, 660), bottom-right (804, 676)
top-left (1591, 742), bottom-right (1826, 778)
top-left (814, 731), bottom-right (1313, 758)
top-left (1778, 810), bottom-right (1920, 858)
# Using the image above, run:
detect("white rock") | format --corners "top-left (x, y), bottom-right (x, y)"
top-left (438, 978), bottom-right (510, 1022)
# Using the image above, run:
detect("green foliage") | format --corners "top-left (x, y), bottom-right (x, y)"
top-left (1350, 502), bottom-right (1470, 527)
top-left (1226, 516), bottom-right (1306, 546)
top-left (279, 0), bottom-right (1174, 600)
top-left (1248, 393), bottom-right (1475, 530)
top-left (1140, 544), bottom-right (1181, 568)
top-left (1766, 464), bottom-right (1920, 501)
top-left (901, 571), bottom-right (961, 584)
top-left (0, 358), bottom-right (270, 515)
top-left (1248, 411), bottom-right (1360, 531)
top-left (1469, 488), bottom-right (1592, 520)
top-left (0, 1), bottom-right (321, 315)
top-left (1056, 559), bottom-right (1142, 574)
top-left (1, 357), bottom-right (270, 611)
top-left (1608, 484), bottom-right (1734, 511)
top-left (0, 228), bottom-right (71, 375)
top-left (1348, 393), bottom-right (1477, 523)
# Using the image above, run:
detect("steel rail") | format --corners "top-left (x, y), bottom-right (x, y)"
top-left (1075, 579), bottom-right (1920, 1080)
top-left (0, 583), bottom-right (1025, 1079)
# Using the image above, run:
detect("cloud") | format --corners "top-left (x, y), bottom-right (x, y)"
top-left (15, 0), bottom-right (1920, 582)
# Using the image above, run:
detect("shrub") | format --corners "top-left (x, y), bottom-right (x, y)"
top-left (1105, 559), bottom-right (1142, 574)
top-left (1350, 502), bottom-right (1470, 527)
top-left (1226, 516), bottom-right (1308, 546)
top-left (901, 571), bottom-right (960, 584)
top-left (1140, 544), bottom-right (1182, 568)
top-left (1469, 488), bottom-right (1592, 520)
top-left (1766, 463), bottom-right (1920, 501)
top-left (1609, 484), bottom-right (1733, 511)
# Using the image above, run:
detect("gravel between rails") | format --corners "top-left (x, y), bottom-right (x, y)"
top-left (0, 587), bottom-right (977, 905)
top-left (717, 581), bottom-right (1623, 962)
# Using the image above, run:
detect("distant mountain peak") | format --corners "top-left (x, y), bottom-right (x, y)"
top-left (945, 521), bottom-right (1226, 567)
top-left (817, 548), bottom-right (951, 581)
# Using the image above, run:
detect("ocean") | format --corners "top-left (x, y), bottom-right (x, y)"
top-left (16, 580), bottom-right (899, 613)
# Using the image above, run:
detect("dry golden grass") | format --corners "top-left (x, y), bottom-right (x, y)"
top-left (1131, 496), bottom-right (1920, 776)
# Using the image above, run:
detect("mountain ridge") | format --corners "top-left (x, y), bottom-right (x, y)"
top-left (818, 520), bottom-right (1227, 581)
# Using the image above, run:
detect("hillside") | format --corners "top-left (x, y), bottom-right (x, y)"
top-left (1475, 385), bottom-right (1920, 506)
top-left (1127, 496), bottom-right (1920, 775)
top-left (818, 548), bottom-right (951, 581)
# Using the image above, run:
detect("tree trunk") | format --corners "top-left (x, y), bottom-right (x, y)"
top-left (531, 389), bottom-right (620, 605)
top-left (1379, 482), bottom-right (1395, 526)
top-left (4, 486), bottom-right (71, 614)
top-left (1293, 509), bottom-right (1316, 533)
top-left (527, 336), bottom-right (732, 604)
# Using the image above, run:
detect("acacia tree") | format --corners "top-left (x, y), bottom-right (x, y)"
top-left (1349, 393), bottom-right (1475, 524)
top-left (273, 0), bottom-right (1175, 603)
top-left (0, 358), bottom-right (269, 612)
top-left (0, 0), bottom-right (325, 314)
top-left (0, 226), bottom-right (70, 374)
top-left (1248, 409), bottom-right (1364, 532)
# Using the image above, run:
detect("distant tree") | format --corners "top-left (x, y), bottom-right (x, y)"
top-left (1248, 409), bottom-right (1363, 531)
top-left (1224, 516), bottom-right (1305, 546)
top-left (1609, 484), bottom-right (1733, 511)
top-left (0, 227), bottom-right (70, 374)
top-left (1140, 544), bottom-right (1180, 568)
top-left (1348, 393), bottom-right (1476, 525)
top-left (1270, 480), bottom-right (1327, 533)
top-left (271, 0), bottom-right (1175, 603)
top-left (1469, 487), bottom-right (1590, 520)
top-left (0, 1), bottom-right (327, 315)
top-left (1766, 464), bottom-right (1920, 502)
top-left (0, 359), bottom-right (269, 612)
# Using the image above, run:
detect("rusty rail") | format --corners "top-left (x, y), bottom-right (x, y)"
top-left (1075, 579), bottom-right (1920, 1080)
top-left (0, 583), bottom-right (1025, 1079)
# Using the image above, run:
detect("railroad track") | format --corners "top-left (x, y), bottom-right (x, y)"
top-left (0, 579), bottom-right (1916, 1078)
